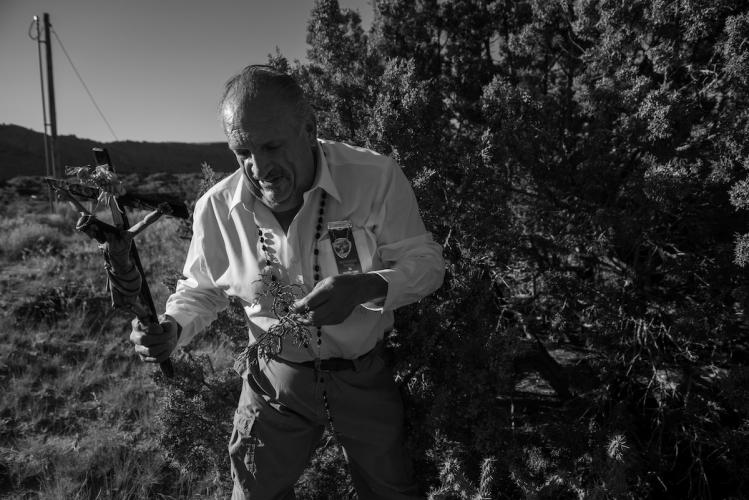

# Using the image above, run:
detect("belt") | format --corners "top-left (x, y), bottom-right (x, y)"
top-left (271, 343), bottom-right (382, 372)
top-left (299, 358), bottom-right (355, 371)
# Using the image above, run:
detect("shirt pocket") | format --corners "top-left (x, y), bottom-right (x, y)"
top-left (317, 225), bottom-right (376, 277)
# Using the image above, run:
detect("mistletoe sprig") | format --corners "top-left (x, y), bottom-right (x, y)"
top-left (65, 165), bottom-right (126, 211)
top-left (234, 270), bottom-right (313, 372)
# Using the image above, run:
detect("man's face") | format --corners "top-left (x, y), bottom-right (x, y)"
top-left (223, 93), bottom-right (315, 214)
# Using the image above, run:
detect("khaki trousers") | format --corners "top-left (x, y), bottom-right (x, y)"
top-left (229, 349), bottom-right (422, 500)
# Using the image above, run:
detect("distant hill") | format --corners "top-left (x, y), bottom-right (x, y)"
top-left (0, 124), bottom-right (237, 181)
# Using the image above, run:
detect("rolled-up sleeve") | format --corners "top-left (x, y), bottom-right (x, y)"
top-left (165, 196), bottom-right (229, 346)
top-left (365, 160), bottom-right (445, 311)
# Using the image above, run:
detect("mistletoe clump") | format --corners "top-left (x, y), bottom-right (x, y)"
top-left (65, 165), bottom-right (127, 212)
top-left (65, 165), bottom-right (126, 196)
top-left (233, 270), bottom-right (313, 373)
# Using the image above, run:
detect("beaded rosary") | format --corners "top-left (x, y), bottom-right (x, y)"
top-left (256, 190), bottom-right (326, 352)
top-left (255, 190), bottom-right (341, 434)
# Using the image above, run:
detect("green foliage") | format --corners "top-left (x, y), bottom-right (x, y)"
top-left (295, 436), bottom-right (356, 499)
top-left (282, 0), bottom-right (749, 498)
top-left (156, 353), bottom-right (237, 487)
top-left (176, 162), bottom-right (228, 241)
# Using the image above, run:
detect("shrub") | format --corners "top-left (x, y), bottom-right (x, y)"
top-left (290, 0), bottom-right (749, 497)
top-left (0, 221), bottom-right (65, 261)
top-left (12, 280), bottom-right (102, 326)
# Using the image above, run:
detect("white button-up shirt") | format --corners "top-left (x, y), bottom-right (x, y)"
top-left (165, 140), bottom-right (445, 362)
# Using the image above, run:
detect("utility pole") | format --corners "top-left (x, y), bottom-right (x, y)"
top-left (31, 15), bottom-right (53, 211)
top-left (43, 13), bottom-right (59, 180)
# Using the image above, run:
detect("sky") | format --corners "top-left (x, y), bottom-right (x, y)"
top-left (0, 0), bottom-right (374, 143)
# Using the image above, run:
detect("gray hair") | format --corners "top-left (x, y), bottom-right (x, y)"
top-left (219, 65), bottom-right (316, 136)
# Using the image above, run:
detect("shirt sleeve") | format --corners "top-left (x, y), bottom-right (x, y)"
top-left (165, 196), bottom-right (230, 346)
top-left (363, 159), bottom-right (445, 311)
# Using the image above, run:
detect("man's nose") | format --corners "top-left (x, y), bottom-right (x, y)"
top-left (248, 153), bottom-right (272, 179)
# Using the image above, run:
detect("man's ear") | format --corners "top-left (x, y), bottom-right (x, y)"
top-left (306, 121), bottom-right (317, 147)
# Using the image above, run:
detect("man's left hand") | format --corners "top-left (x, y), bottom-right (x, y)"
top-left (291, 273), bottom-right (387, 326)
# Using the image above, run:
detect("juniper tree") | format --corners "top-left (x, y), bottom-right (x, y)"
top-left (296, 0), bottom-right (749, 497)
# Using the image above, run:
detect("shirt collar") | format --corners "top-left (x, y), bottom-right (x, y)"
top-left (228, 140), bottom-right (341, 217)
top-left (313, 142), bottom-right (342, 203)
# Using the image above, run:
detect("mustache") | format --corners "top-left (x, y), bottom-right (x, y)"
top-left (243, 168), bottom-right (264, 194)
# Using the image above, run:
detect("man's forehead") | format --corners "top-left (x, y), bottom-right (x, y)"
top-left (223, 96), bottom-right (295, 144)
top-left (225, 127), bottom-right (254, 147)
top-left (225, 118), bottom-right (287, 148)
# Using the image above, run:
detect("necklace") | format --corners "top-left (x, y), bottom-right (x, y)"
top-left (311, 191), bottom-right (327, 352)
top-left (245, 189), bottom-right (352, 468)
top-left (256, 190), bottom-right (327, 357)
top-left (257, 189), bottom-right (341, 438)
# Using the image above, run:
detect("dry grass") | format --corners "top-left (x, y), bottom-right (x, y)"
top-left (0, 192), bottom-right (219, 499)
top-left (0, 221), bottom-right (66, 261)
top-left (0, 202), bottom-right (80, 260)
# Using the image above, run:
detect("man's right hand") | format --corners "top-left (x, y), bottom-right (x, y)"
top-left (130, 315), bottom-right (180, 364)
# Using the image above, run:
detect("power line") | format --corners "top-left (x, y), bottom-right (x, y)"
top-left (51, 27), bottom-right (119, 141)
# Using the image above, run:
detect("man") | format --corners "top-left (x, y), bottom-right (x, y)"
top-left (130, 65), bottom-right (444, 499)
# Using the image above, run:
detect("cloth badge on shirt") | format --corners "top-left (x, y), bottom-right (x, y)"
top-left (327, 220), bottom-right (362, 274)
